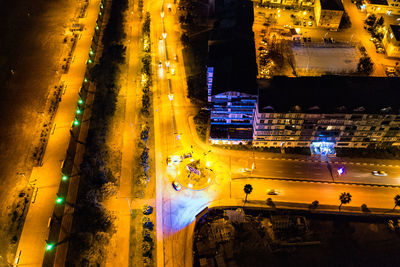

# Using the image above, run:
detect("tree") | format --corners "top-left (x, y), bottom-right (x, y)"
top-left (393, 194), bottom-right (400, 210)
top-left (339, 192), bottom-right (352, 211)
top-left (99, 182), bottom-right (118, 200)
top-left (357, 56), bottom-right (374, 75)
top-left (243, 184), bottom-right (253, 204)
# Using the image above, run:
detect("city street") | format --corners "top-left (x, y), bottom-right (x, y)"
top-left (3, 0), bottom-right (400, 265)
top-left (150, 3), bottom-right (400, 267)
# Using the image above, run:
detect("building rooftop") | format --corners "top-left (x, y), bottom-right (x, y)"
top-left (258, 76), bottom-right (400, 114)
top-left (389, 24), bottom-right (400, 41)
top-left (320, 0), bottom-right (344, 11)
top-left (366, 0), bottom-right (388, 5)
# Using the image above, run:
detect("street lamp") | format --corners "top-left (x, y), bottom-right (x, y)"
top-left (45, 243), bottom-right (55, 251)
top-left (62, 174), bottom-right (69, 181)
top-left (56, 196), bottom-right (64, 204)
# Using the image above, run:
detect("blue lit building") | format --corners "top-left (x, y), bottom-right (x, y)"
top-left (209, 91), bottom-right (257, 145)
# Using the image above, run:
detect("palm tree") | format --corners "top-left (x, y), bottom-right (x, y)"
top-left (393, 195), bottom-right (400, 210)
top-left (243, 184), bottom-right (253, 204)
top-left (339, 192), bottom-right (352, 211)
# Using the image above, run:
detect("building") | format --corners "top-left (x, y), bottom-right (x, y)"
top-left (382, 24), bottom-right (400, 57)
top-left (252, 77), bottom-right (400, 154)
top-left (314, 0), bottom-right (344, 30)
top-left (361, 0), bottom-right (400, 15)
top-left (209, 91), bottom-right (257, 145)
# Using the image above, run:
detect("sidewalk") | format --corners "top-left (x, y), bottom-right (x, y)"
top-left (208, 198), bottom-right (400, 217)
top-left (15, 1), bottom-right (101, 266)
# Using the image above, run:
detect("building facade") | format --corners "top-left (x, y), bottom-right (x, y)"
top-left (382, 24), bottom-right (400, 57)
top-left (209, 91), bottom-right (257, 145)
top-left (314, 0), bottom-right (344, 30)
top-left (253, 110), bottom-right (400, 150)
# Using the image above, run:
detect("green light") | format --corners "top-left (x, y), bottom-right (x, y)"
top-left (96, 25), bottom-right (99, 30)
top-left (84, 78), bottom-right (88, 83)
top-left (99, 12), bottom-right (102, 15)
top-left (73, 119), bottom-right (80, 126)
top-left (46, 244), bottom-right (54, 251)
top-left (90, 50), bottom-right (94, 55)
top-left (100, 3), bottom-right (103, 9)
top-left (76, 108), bottom-right (82, 115)
top-left (56, 197), bottom-right (64, 204)
top-left (87, 59), bottom-right (92, 64)
top-left (62, 175), bottom-right (68, 181)
top-left (78, 99), bottom-right (84, 105)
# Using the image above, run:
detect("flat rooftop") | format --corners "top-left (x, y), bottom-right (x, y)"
top-left (320, 0), bottom-right (344, 11)
top-left (390, 24), bottom-right (400, 41)
top-left (258, 76), bottom-right (400, 114)
top-left (367, 0), bottom-right (388, 5)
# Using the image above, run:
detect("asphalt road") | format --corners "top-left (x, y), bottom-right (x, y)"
top-left (231, 155), bottom-right (400, 185)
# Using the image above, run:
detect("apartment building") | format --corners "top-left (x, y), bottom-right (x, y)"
top-left (382, 24), bottom-right (400, 57)
top-left (209, 91), bottom-right (257, 145)
top-left (252, 77), bottom-right (400, 153)
top-left (314, 0), bottom-right (344, 30)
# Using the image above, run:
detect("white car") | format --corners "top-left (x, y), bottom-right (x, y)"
top-left (372, 170), bottom-right (387, 176)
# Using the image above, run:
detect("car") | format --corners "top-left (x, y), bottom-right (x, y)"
top-left (308, 37), bottom-right (311, 42)
top-left (241, 168), bottom-right (252, 173)
top-left (174, 54), bottom-right (178, 61)
top-left (170, 68), bottom-right (175, 75)
top-left (181, 153), bottom-right (192, 159)
top-left (158, 61), bottom-right (162, 68)
top-left (167, 155), bottom-right (181, 166)
top-left (386, 67), bottom-right (396, 74)
top-left (372, 170), bottom-right (387, 176)
top-left (376, 48), bottom-right (385, 54)
top-left (267, 189), bottom-right (278, 195)
top-left (303, 21), bottom-right (306, 26)
top-left (172, 181), bottom-right (182, 191)
top-left (308, 21), bottom-right (313, 26)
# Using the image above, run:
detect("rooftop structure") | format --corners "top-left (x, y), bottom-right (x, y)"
top-left (319, 0), bottom-right (344, 10)
top-left (258, 76), bottom-right (400, 114)
top-left (390, 24), bottom-right (400, 41)
top-left (367, 0), bottom-right (388, 5)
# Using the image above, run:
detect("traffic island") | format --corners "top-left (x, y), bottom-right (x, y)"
top-left (176, 157), bottom-right (215, 191)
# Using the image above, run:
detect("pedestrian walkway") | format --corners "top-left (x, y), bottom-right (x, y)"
top-left (14, 1), bottom-right (101, 266)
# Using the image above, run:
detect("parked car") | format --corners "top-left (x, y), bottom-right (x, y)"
top-left (172, 181), bottom-right (182, 191)
top-left (376, 48), bottom-right (385, 54)
top-left (372, 170), bottom-right (387, 176)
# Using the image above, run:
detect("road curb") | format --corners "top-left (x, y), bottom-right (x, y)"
top-left (232, 176), bottom-right (400, 188)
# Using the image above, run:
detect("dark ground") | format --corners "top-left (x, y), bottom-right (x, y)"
top-left (195, 209), bottom-right (400, 267)
top-left (0, 0), bottom-right (77, 264)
